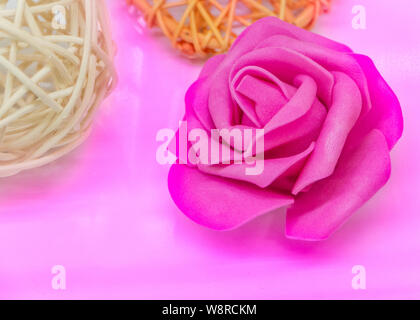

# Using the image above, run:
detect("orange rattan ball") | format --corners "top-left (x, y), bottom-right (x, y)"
top-left (127, 0), bottom-right (332, 58)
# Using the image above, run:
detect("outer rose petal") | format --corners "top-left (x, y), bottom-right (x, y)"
top-left (228, 17), bottom-right (352, 63)
top-left (169, 165), bottom-right (294, 230)
top-left (286, 129), bottom-right (391, 241)
top-left (349, 54), bottom-right (403, 150)
top-left (186, 78), bottom-right (216, 131)
top-left (198, 54), bottom-right (226, 79)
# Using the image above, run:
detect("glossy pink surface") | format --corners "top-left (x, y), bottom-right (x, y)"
top-left (0, 0), bottom-right (419, 299)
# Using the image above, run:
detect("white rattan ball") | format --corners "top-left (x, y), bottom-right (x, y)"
top-left (0, 0), bottom-right (116, 177)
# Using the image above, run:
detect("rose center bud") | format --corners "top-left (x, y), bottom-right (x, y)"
top-left (231, 68), bottom-right (294, 128)
top-left (235, 74), bottom-right (288, 127)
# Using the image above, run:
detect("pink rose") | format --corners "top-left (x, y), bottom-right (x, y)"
top-left (168, 17), bottom-right (403, 241)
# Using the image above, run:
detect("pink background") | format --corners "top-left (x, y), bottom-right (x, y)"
top-left (0, 0), bottom-right (419, 299)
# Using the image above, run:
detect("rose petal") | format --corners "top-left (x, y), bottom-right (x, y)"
top-left (229, 65), bottom-right (325, 153)
top-left (235, 74), bottom-right (287, 126)
top-left (199, 54), bottom-right (226, 79)
top-left (230, 66), bottom-right (294, 127)
top-left (198, 142), bottom-right (314, 188)
top-left (230, 47), bottom-right (334, 106)
top-left (262, 98), bottom-right (326, 153)
top-left (168, 80), bottom-right (214, 163)
top-left (228, 17), bottom-right (352, 64)
top-left (168, 165), bottom-right (294, 230)
top-left (208, 68), bottom-right (237, 129)
top-left (187, 79), bottom-right (215, 131)
top-left (348, 54), bottom-right (403, 150)
top-left (264, 74), bottom-right (319, 133)
top-left (256, 34), bottom-right (372, 114)
top-left (286, 129), bottom-right (391, 241)
top-left (292, 72), bottom-right (362, 194)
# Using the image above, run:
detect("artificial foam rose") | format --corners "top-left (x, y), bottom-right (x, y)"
top-left (168, 17), bottom-right (403, 241)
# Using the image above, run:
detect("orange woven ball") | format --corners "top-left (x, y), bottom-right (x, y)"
top-left (127, 0), bottom-right (332, 58)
